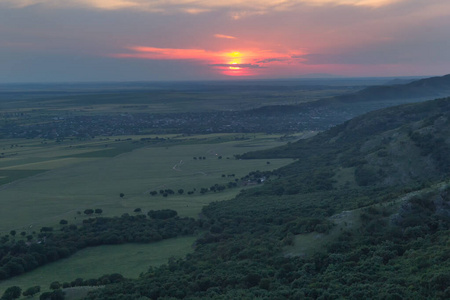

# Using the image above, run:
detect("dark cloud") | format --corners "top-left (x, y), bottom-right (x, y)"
top-left (256, 58), bottom-right (287, 64)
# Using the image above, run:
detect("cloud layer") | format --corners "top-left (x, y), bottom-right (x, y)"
top-left (1, 0), bottom-right (449, 81)
top-left (3, 0), bottom-right (406, 11)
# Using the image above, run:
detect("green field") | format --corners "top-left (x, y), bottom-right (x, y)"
top-left (0, 133), bottom-right (298, 292)
top-left (0, 133), bottom-right (297, 233)
top-left (0, 133), bottom-right (299, 296)
top-left (0, 236), bottom-right (197, 296)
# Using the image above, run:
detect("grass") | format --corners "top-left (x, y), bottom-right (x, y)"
top-left (61, 287), bottom-right (101, 300)
top-left (333, 167), bottom-right (358, 189)
top-left (283, 207), bottom-right (364, 258)
top-left (0, 236), bottom-right (197, 296)
top-left (0, 133), bottom-right (296, 298)
top-left (0, 133), bottom-right (295, 233)
top-left (0, 158), bottom-right (97, 171)
top-left (0, 170), bottom-right (48, 185)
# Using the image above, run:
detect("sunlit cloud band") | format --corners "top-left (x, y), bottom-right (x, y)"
top-left (2, 0), bottom-right (406, 12)
top-left (111, 46), bottom-right (305, 76)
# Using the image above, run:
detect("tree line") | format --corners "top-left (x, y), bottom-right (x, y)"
top-left (0, 210), bottom-right (204, 281)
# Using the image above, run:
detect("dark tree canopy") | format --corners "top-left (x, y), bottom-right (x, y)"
top-left (1, 286), bottom-right (21, 300)
top-left (147, 209), bottom-right (178, 220)
top-left (22, 286), bottom-right (40, 297)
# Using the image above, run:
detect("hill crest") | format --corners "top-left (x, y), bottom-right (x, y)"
top-left (242, 97), bottom-right (450, 188)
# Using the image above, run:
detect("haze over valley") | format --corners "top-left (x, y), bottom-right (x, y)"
top-left (1, 0), bottom-right (450, 299)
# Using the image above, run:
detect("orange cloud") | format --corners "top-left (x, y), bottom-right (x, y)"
top-left (111, 46), bottom-right (306, 76)
top-left (214, 34), bottom-right (237, 39)
top-left (113, 47), bottom-right (211, 60)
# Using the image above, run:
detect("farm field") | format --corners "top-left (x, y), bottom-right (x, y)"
top-left (0, 82), bottom-right (363, 115)
top-left (0, 132), bottom-right (298, 296)
top-left (0, 236), bottom-right (197, 295)
top-left (0, 133), bottom-right (299, 233)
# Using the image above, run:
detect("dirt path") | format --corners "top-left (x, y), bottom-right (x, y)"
top-left (172, 159), bottom-right (184, 171)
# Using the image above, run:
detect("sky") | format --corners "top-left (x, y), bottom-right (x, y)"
top-left (1, 0), bottom-right (450, 82)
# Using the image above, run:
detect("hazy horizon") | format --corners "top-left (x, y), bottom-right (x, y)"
top-left (0, 75), bottom-right (429, 86)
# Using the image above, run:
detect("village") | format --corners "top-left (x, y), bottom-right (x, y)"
top-left (1, 106), bottom-right (348, 140)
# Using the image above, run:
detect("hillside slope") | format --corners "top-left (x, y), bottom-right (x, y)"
top-left (83, 98), bottom-right (450, 300)
top-left (318, 73), bottom-right (450, 105)
top-left (242, 97), bottom-right (450, 189)
top-left (245, 74), bottom-right (450, 131)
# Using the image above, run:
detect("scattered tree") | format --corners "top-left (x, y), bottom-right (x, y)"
top-left (119, 193), bottom-right (125, 198)
top-left (94, 209), bottom-right (103, 214)
top-left (22, 286), bottom-right (40, 297)
top-left (1, 286), bottom-right (21, 300)
top-left (39, 292), bottom-right (51, 300)
top-left (39, 289), bottom-right (64, 300)
top-left (49, 281), bottom-right (61, 290)
top-left (40, 227), bottom-right (53, 233)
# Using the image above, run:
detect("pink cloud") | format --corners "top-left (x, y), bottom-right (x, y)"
top-left (111, 46), bottom-right (306, 76)
top-left (214, 34), bottom-right (237, 39)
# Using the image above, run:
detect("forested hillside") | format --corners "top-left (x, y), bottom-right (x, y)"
top-left (83, 98), bottom-right (450, 299)
top-left (243, 74), bottom-right (450, 133)
top-left (242, 97), bottom-right (450, 188)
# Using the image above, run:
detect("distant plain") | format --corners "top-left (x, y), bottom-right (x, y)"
top-left (0, 79), bottom-right (401, 296)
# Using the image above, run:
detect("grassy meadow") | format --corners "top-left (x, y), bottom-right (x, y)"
top-left (0, 133), bottom-right (297, 233)
top-left (0, 132), bottom-right (300, 295)
top-left (0, 236), bottom-right (197, 296)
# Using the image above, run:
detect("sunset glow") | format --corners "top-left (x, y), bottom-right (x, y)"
top-left (1, 0), bottom-right (449, 81)
top-left (111, 47), bottom-right (305, 76)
